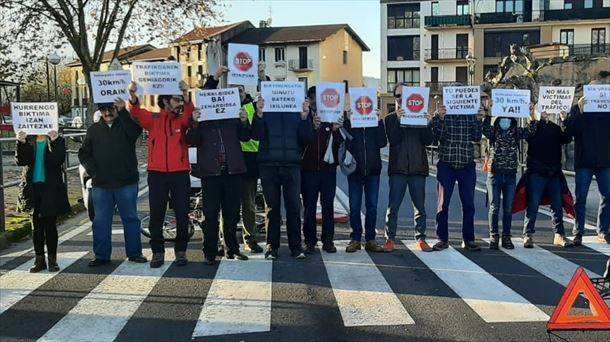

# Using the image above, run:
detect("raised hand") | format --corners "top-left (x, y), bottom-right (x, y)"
top-left (48, 130), bottom-right (59, 142)
top-left (16, 131), bottom-right (27, 143)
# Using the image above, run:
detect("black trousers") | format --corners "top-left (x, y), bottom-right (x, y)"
top-left (32, 183), bottom-right (58, 255)
top-left (147, 171), bottom-right (190, 253)
top-left (202, 174), bottom-right (242, 260)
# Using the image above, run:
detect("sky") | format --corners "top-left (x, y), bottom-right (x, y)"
top-left (218, 0), bottom-right (381, 78)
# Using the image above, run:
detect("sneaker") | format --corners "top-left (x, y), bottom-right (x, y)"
top-left (322, 242), bottom-right (337, 253)
top-left (597, 233), bottom-right (610, 244)
top-left (88, 258), bottom-right (110, 267)
top-left (227, 252), bottom-right (249, 261)
top-left (265, 248), bottom-right (278, 260)
top-left (345, 240), bottom-right (362, 253)
top-left (523, 235), bottom-right (534, 248)
top-left (553, 234), bottom-right (574, 248)
top-left (573, 233), bottom-right (583, 246)
top-left (150, 253), bottom-right (165, 268)
top-left (304, 243), bottom-right (316, 255)
top-left (462, 240), bottom-right (481, 251)
top-left (128, 255), bottom-right (148, 263)
top-left (432, 240), bottom-right (449, 251)
top-left (415, 239), bottom-right (433, 252)
top-left (501, 235), bottom-right (514, 249)
top-left (245, 242), bottom-right (263, 253)
top-left (384, 239), bottom-right (395, 252)
top-left (365, 241), bottom-right (385, 253)
top-left (174, 251), bottom-right (188, 266)
top-left (291, 249), bottom-right (306, 259)
top-left (489, 235), bottom-right (500, 250)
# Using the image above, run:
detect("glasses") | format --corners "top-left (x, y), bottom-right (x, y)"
top-left (171, 96), bottom-right (184, 102)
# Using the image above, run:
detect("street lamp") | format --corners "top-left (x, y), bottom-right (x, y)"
top-left (77, 78), bottom-right (86, 125)
top-left (48, 52), bottom-right (61, 102)
top-left (465, 52), bottom-right (476, 86)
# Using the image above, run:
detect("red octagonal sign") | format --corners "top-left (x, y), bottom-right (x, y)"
top-left (234, 52), bottom-right (253, 72)
top-left (355, 96), bottom-right (374, 115)
top-left (407, 94), bottom-right (425, 113)
top-left (322, 88), bottom-right (340, 108)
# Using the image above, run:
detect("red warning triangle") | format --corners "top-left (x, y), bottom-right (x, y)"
top-left (547, 267), bottom-right (610, 331)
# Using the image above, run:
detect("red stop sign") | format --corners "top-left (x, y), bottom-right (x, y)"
top-left (321, 88), bottom-right (340, 108)
top-left (407, 94), bottom-right (424, 113)
top-left (355, 96), bottom-right (374, 115)
top-left (234, 52), bottom-right (253, 72)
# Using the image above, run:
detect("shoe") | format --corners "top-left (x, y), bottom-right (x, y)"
top-left (227, 252), bottom-right (249, 261)
top-left (204, 258), bottom-right (217, 266)
top-left (553, 234), bottom-right (574, 248)
top-left (523, 235), bottom-right (534, 248)
top-left (597, 233), bottom-right (610, 244)
top-left (501, 235), bottom-right (514, 249)
top-left (30, 255), bottom-right (47, 273)
top-left (150, 252), bottom-right (165, 268)
top-left (415, 239), bottom-right (433, 252)
top-left (365, 241), bottom-right (385, 253)
top-left (291, 249), bottom-right (306, 259)
top-left (47, 254), bottom-right (59, 272)
top-left (128, 255), bottom-right (148, 263)
top-left (245, 242), bottom-right (263, 253)
top-left (462, 240), bottom-right (481, 251)
top-left (384, 239), bottom-right (395, 252)
top-left (489, 235), bottom-right (499, 250)
top-left (345, 240), bottom-right (362, 253)
top-left (265, 248), bottom-right (278, 260)
top-left (573, 233), bottom-right (583, 246)
top-left (87, 258), bottom-right (110, 267)
top-left (304, 243), bottom-right (316, 255)
top-left (174, 251), bottom-right (188, 266)
top-left (432, 240), bottom-right (449, 251)
top-left (322, 242), bottom-right (337, 253)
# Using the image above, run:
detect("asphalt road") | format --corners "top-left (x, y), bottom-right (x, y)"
top-left (1, 159), bottom-right (609, 342)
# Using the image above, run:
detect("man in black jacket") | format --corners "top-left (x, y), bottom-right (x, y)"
top-left (78, 99), bottom-right (147, 266)
top-left (251, 96), bottom-right (315, 259)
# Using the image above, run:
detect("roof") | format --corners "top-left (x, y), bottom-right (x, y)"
top-left (66, 44), bottom-right (156, 67)
top-left (229, 24), bottom-right (370, 51)
top-left (172, 22), bottom-right (249, 44)
top-left (131, 47), bottom-right (172, 61)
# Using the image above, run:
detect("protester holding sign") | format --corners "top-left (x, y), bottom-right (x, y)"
top-left (563, 79), bottom-right (610, 245)
top-left (383, 83), bottom-right (434, 253)
top-left (301, 86), bottom-right (344, 255)
top-left (482, 101), bottom-right (537, 250)
top-left (431, 90), bottom-right (484, 252)
top-left (127, 80), bottom-right (193, 268)
top-left (251, 90), bottom-right (315, 260)
top-left (15, 129), bottom-right (70, 273)
top-left (78, 99), bottom-right (147, 266)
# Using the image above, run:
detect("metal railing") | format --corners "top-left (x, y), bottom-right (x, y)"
top-left (288, 59), bottom-right (314, 71)
top-left (424, 48), bottom-right (471, 61)
top-left (424, 14), bottom-right (471, 27)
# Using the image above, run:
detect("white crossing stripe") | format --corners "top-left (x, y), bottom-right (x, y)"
top-left (487, 238), bottom-right (602, 287)
top-left (581, 236), bottom-right (610, 257)
top-left (192, 243), bottom-right (272, 337)
top-left (0, 251), bottom-right (88, 315)
top-left (38, 250), bottom-right (174, 342)
top-left (86, 229), bottom-right (125, 236)
top-left (321, 240), bottom-right (415, 326)
top-left (403, 240), bottom-right (549, 323)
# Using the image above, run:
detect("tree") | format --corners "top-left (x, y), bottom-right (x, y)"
top-left (21, 65), bottom-right (73, 114)
top-left (0, 0), bottom-right (221, 123)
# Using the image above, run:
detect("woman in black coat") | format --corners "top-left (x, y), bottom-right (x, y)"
top-left (15, 130), bottom-right (71, 272)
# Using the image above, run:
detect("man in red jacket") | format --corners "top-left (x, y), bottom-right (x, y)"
top-left (127, 80), bottom-right (194, 268)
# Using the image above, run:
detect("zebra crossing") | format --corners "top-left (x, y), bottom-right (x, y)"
top-left (1, 230), bottom-right (609, 342)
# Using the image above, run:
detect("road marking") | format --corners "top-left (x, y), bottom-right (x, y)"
top-left (192, 243), bottom-right (273, 337)
top-left (38, 250), bottom-right (174, 342)
top-left (483, 238), bottom-right (602, 287)
top-left (86, 229), bottom-right (126, 236)
top-left (581, 236), bottom-right (610, 256)
top-left (403, 239), bottom-right (549, 323)
top-left (321, 240), bottom-right (414, 326)
top-left (0, 251), bottom-right (87, 315)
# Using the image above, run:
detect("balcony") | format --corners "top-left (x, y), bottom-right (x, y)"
top-left (569, 44), bottom-right (610, 57)
top-left (475, 11), bottom-right (532, 24)
top-left (424, 15), bottom-right (471, 28)
top-left (288, 59), bottom-right (314, 72)
top-left (424, 48), bottom-right (471, 62)
top-left (425, 81), bottom-right (456, 93)
top-left (544, 7), bottom-right (610, 21)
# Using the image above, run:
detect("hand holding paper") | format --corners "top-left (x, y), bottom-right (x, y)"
top-left (578, 96), bottom-right (587, 114)
top-left (48, 130), bottom-right (59, 142)
top-left (215, 66), bottom-right (229, 79)
top-left (16, 131), bottom-right (26, 143)
top-left (192, 109), bottom-right (201, 122)
top-left (128, 82), bottom-right (138, 102)
top-left (114, 98), bottom-right (126, 111)
top-left (333, 115), bottom-right (344, 131)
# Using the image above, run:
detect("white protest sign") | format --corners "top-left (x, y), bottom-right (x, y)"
top-left (90, 70), bottom-right (132, 103)
top-left (260, 81), bottom-right (305, 112)
top-left (317, 83), bottom-right (345, 123)
top-left (349, 87), bottom-right (378, 128)
top-left (537, 86), bottom-right (575, 114)
top-left (583, 85), bottom-right (610, 113)
top-left (11, 102), bottom-right (59, 135)
top-left (227, 43), bottom-right (259, 86)
top-left (196, 88), bottom-right (241, 121)
top-left (131, 62), bottom-right (182, 95)
top-left (443, 86), bottom-right (480, 115)
top-left (492, 89), bottom-right (531, 118)
top-left (401, 87), bottom-right (430, 126)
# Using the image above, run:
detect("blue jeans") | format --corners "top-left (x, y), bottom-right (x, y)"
top-left (523, 173), bottom-right (565, 236)
top-left (385, 174), bottom-right (427, 241)
top-left (301, 170), bottom-right (336, 246)
top-left (573, 167), bottom-right (610, 235)
top-left (348, 174), bottom-right (380, 242)
top-left (436, 162), bottom-right (476, 242)
top-left (91, 183), bottom-right (142, 260)
top-left (486, 173), bottom-right (516, 236)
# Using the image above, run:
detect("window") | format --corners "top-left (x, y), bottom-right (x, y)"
top-left (186, 48), bottom-right (191, 61)
top-left (198, 43), bottom-right (202, 60)
top-left (564, 1), bottom-right (573, 10)
top-left (176, 47), bottom-right (181, 62)
top-left (560, 29), bottom-right (574, 46)
top-left (484, 30), bottom-right (540, 57)
top-left (274, 47), bottom-right (285, 62)
top-left (343, 50), bottom-right (348, 64)
top-left (198, 65), bottom-right (203, 76)
top-left (592, 28), bottom-right (607, 53)
top-left (431, 67), bottom-right (439, 83)
top-left (259, 47), bottom-right (266, 62)
top-left (299, 46), bottom-right (308, 69)
top-left (457, 0), bottom-right (469, 15)
top-left (387, 3), bottom-right (420, 29)
top-left (187, 66), bottom-right (192, 78)
top-left (387, 68), bottom-right (420, 91)
top-left (298, 77), bottom-right (308, 95)
top-left (456, 34), bottom-right (469, 59)
top-left (431, 2), bottom-right (439, 16)
top-left (456, 67), bottom-right (468, 84)
top-left (496, 0), bottom-right (525, 13)
top-left (585, 0), bottom-right (593, 8)
top-left (387, 36), bottom-right (420, 61)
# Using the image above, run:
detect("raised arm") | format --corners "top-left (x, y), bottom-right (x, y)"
top-left (127, 82), bottom-right (153, 130)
